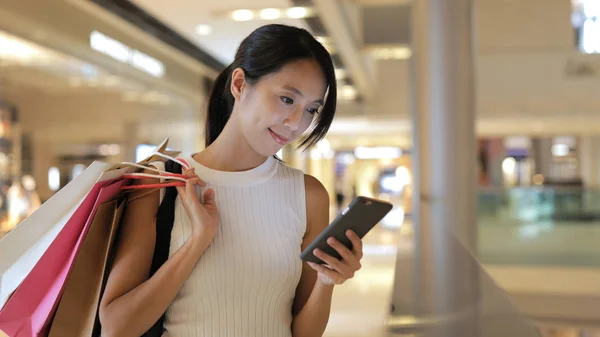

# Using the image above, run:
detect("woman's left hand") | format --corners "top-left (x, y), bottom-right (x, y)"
top-left (307, 230), bottom-right (364, 286)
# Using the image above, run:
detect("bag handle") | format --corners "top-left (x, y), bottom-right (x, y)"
top-left (146, 153), bottom-right (190, 171)
top-left (120, 171), bottom-right (188, 191)
top-left (123, 173), bottom-right (187, 183)
top-left (121, 182), bottom-right (185, 191)
top-left (118, 155), bottom-right (191, 191)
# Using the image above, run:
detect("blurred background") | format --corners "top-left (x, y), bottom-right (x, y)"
top-left (1, 0), bottom-right (600, 336)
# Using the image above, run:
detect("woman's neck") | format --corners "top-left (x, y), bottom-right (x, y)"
top-left (194, 117), bottom-right (268, 172)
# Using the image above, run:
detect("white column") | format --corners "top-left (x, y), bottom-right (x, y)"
top-left (32, 134), bottom-right (54, 202)
top-left (122, 122), bottom-right (139, 163)
top-left (411, 0), bottom-right (477, 250)
top-left (389, 0), bottom-right (479, 334)
top-left (531, 138), bottom-right (554, 181)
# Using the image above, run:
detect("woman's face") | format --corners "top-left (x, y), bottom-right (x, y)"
top-left (231, 59), bottom-right (327, 157)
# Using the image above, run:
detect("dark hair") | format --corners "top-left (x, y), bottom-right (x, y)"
top-left (205, 24), bottom-right (337, 150)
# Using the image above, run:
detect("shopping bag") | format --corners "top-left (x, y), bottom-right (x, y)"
top-left (0, 138), bottom-right (178, 310)
top-left (47, 198), bottom-right (125, 337)
top-left (0, 149), bottom-right (188, 336)
top-left (0, 178), bottom-right (126, 337)
top-left (48, 160), bottom-right (188, 337)
top-left (0, 162), bottom-right (111, 309)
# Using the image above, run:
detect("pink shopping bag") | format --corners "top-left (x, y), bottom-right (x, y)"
top-left (0, 178), bottom-right (127, 337)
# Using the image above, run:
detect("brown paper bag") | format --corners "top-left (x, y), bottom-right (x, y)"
top-left (48, 198), bottom-right (125, 337)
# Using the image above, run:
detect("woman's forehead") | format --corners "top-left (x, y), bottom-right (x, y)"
top-left (265, 60), bottom-right (328, 96)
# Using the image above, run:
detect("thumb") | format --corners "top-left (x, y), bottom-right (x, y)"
top-left (203, 188), bottom-right (216, 205)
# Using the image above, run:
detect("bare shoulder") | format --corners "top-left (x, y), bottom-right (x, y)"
top-left (304, 174), bottom-right (329, 206)
top-left (303, 174), bottom-right (330, 236)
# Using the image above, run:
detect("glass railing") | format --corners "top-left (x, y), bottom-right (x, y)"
top-left (386, 186), bottom-right (600, 336)
top-left (388, 213), bottom-right (543, 337)
top-left (477, 187), bottom-right (600, 267)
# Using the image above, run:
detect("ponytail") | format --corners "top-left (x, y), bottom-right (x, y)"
top-left (205, 64), bottom-right (234, 147)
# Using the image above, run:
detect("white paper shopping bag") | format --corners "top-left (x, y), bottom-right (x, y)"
top-left (0, 138), bottom-right (178, 310)
top-left (0, 161), bottom-right (112, 309)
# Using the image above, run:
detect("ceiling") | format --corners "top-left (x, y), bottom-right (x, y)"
top-left (130, 0), bottom-right (312, 65)
top-left (130, 0), bottom-right (367, 101)
top-left (130, 0), bottom-right (600, 122)
top-left (1, 0), bottom-right (600, 145)
top-left (0, 30), bottom-right (141, 95)
top-left (0, 29), bottom-right (192, 110)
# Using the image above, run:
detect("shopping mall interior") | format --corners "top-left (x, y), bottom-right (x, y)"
top-left (1, 0), bottom-right (600, 336)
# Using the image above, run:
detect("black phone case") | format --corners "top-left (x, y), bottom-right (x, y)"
top-left (300, 196), bottom-right (393, 264)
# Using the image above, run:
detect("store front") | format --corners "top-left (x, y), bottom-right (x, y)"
top-left (0, 0), bottom-right (218, 235)
top-left (284, 138), bottom-right (413, 230)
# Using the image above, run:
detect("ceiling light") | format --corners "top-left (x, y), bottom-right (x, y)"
top-left (232, 9), bottom-right (254, 21)
top-left (90, 31), bottom-right (165, 77)
top-left (370, 46), bottom-right (412, 60)
top-left (260, 8), bottom-right (281, 20)
top-left (287, 7), bottom-right (309, 19)
top-left (551, 144), bottom-right (570, 157)
top-left (393, 47), bottom-right (412, 59)
top-left (0, 33), bottom-right (39, 61)
top-left (340, 85), bottom-right (358, 100)
top-left (195, 24), bottom-right (213, 36)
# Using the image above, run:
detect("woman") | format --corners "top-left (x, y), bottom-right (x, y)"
top-left (99, 24), bottom-right (364, 337)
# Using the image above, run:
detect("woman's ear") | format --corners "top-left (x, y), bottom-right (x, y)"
top-left (230, 67), bottom-right (246, 100)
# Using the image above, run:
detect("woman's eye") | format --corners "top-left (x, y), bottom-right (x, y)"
top-left (307, 108), bottom-right (319, 115)
top-left (280, 96), bottom-right (294, 105)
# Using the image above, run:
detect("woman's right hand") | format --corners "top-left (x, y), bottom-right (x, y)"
top-left (176, 168), bottom-right (220, 245)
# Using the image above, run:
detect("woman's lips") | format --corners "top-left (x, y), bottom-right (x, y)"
top-left (268, 128), bottom-right (289, 145)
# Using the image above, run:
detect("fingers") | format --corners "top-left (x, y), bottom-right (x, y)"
top-left (176, 178), bottom-right (202, 199)
top-left (182, 167), bottom-right (196, 177)
top-left (185, 177), bottom-right (199, 197)
top-left (307, 262), bottom-right (345, 285)
top-left (203, 188), bottom-right (216, 205)
top-left (182, 168), bottom-right (207, 187)
top-left (326, 237), bottom-right (357, 267)
top-left (313, 248), bottom-right (354, 278)
top-left (347, 230), bottom-right (364, 259)
top-left (313, 248), bottom-right (344, 272)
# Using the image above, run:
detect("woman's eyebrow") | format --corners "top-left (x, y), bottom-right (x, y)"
top-left (283, 85), bottom-right (324, 104)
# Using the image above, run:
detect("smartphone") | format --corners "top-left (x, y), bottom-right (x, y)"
top-left (300, 196), bottom-right (393, 264)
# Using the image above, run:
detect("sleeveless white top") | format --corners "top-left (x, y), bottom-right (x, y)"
top-left (161, 154), bottom-right (307, 337)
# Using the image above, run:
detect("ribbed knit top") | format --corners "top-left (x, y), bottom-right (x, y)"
top-left (162, 154), bottom-right (307, 337)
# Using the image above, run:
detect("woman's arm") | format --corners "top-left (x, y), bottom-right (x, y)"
top-left (291, 175), bottom-right (364, 337)
top-left (291, 175), bottom-right (333, 337)
top-left (99, 171), bottom-right (216, 337)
